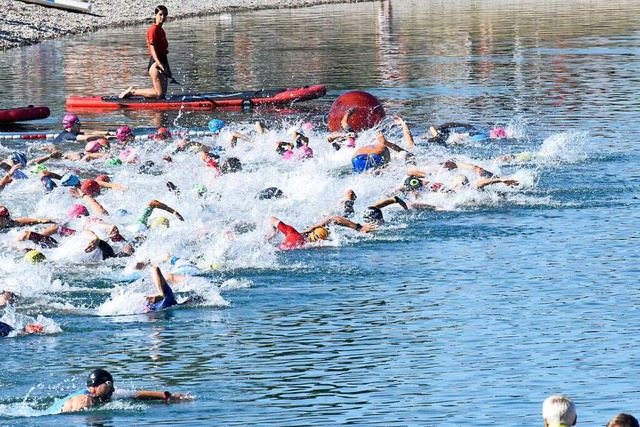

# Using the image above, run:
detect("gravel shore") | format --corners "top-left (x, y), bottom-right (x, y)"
top-left (2, 0), bottom-right (356, 51)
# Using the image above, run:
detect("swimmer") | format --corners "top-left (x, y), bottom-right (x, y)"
top-left (351, 131), bottom-right (412, 173)
top-left (145, 266), bottom-right (178, 311)
top-left (0, 321), bottom-right (43, 337)
top-left (53, 114), bottom-right (110, 144)
top-left (327, 107), bottom-right (358, 150)
top-left (0, 291), bottom-right (16, 307)
top-left (0, 205), bottom-right (56, 230)
top-left (46, 368), bottom-right (191, 414)
top-left (267, 214), bottom-right (376, 251)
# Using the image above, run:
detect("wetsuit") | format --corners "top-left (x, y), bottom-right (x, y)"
top-left (0, 321), bottom-right (14, 337)
top-left (53, 131), bottom-right (80, 143)
top-left (146, 280), bottom-right (177, 312)
top-left (275, 220), bottom-right (306, 251)
top-left (44, 389), bottom-right (90, 415)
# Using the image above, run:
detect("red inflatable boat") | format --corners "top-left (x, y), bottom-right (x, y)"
top-left (66, 85), bottom-right (326, 111)
top-left (0, 106), bottom-right (50, 123)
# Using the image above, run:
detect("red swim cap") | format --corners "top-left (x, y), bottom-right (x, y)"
top-left (95, 174), bottom-right (110, 182)
top-left (0, 205), bottom-right (9, 217)
top-left (80, 180), bottom-right (101, 197)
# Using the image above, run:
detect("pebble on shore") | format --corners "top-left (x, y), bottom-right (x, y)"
top-left (2, 0), bottom-right (357, 51)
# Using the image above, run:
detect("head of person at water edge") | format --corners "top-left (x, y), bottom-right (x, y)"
top-left (208, 119), bottom-right (225, 134)
top-left (150, 216), bottom-right (170, 229)
top-left (542, 395), bottom-right (577, 427)
top-left (607, 414), bottom-right (639, 427)
top-left (24, 249), bottom-right (46, 264)
top-left (87, 369), bottom-right (115, 400)
top-left (81, 179), bottom-right (101, 197)
top-left (116, 126), bottom-right (134, 143)
top-left (307, 227), bottom-right (329, 242)
top-left (62, 114), bottom-right (80, 131)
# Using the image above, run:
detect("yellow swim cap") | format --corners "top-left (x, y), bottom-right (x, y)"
top-left (24, 250), bottom-right (46, 263)
top-left (308, 227), bottom-right (329, 242)
top-left (150, 216), bottom-right (170, 229)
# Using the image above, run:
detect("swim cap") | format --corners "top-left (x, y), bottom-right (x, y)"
top-left (24, 250), bottom-right (46, 264)
top-left (104, 157), bottom-right (122, 166)
top-left (97, 137), bottom-right (110, 150)
top-left (84, 140), bottom-right (103, 153)
top-left (41, 176), bottom-right (56, 191)
top-left (301, 122), bottom-right (314, 133)
top-left (307, 227), bottom-right (329, 242)
top-left (60, 173), bottom-right (81, 187)
top-left (192, 184), bottom-right (207, 197)
top-left (87, 369), bottom-right (113, 388)
top-left (452, 174), bottom-right (469, 188)
top-left (24, 324), bottom-right (43, 334)
top-left (116, 126), bottom-right (134, 142)
top-left (80, 180), bottom-right (101, 197)
top-left (257, 187), bottom-right (283, 200)
top-left (489, 127), bottom-right (507, 139)
top-left (294, 146), bottom-right (313, 160)
top-left (207, 119), bottom-right (225, 134)
top-left (151, 127), bottom-right (171, 140)
top-left (30, 164), bottom-right (48, 175)
top-left (62, 114), bottom-right (80, 128)
top-left (363, 206), bottom-right (384, 224)
top-left (68, 204), bottom-right (89, 219)
top-left (115, 209), bottom-right (131, 217)
top-left (95, 174), bottom-right (110, 182)
top-left (404, 176), bottom-right (423, 191)
top-left (118, 148), bottom-right (139, 163)
top-left (516, 151), bottom-right (532, 162)
top-left (9, 152), bottom-right (27, 167)
top-left (150, 216), bottom-right (170, 229)
top-left (0, 206), bottom-right (9, 217)
top-left (221, 157), bottom-right (242, 174)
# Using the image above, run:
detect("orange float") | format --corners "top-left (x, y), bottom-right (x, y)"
top-left (328, 91), bottom-right (385, 132)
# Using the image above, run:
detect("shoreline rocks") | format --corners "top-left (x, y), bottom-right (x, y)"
top-left (2, 0), bottom-right (358, 51)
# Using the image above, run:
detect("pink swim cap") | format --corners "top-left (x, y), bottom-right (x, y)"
top-left (116, 126), bottom-right (134, 142)
top-left (62, 114), bottom-right (80, 128)
top-left (346, 137), bottom-right (356, 148)
top-left (84, 140), bottom-right (103, 153)
top-left (118, 148), bottom-right (139, 163)
top-left (295, 146), bottom-right (314, 160)
top-left (282, 150), bottom-right (294, 160)
top-left (489, 127), bottom-right (507, 139)
top-left (301, 122), bottom-right (314, 133)
top-left (68, 204), bottom-right (89, 219)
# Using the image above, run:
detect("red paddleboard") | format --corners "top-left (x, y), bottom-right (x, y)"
top-left (66, 85), bottom-right (326, 111)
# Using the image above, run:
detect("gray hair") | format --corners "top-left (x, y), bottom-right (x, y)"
top-left (542, 395), bottom-right (577, 426)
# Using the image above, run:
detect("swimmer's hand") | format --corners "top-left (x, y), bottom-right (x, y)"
top-left (503, 179), bottom-right (519, 187)
top-left (359, 223), bottom-right (378, 233)
top-left (165, 392), bottom-right (194, 401)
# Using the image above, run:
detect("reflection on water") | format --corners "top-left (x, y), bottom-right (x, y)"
top-left (1, 1), bottom-right (640, 426)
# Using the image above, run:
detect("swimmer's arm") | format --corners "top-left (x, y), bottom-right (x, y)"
top-left (76, 132), bottom-right (109, 142)
top-left (81, 194), bottom-right (109, 216)
top-left (131, 390), bottom-right (193, 401)
top-left (329, 216), bottom-right (378, 233)
top-left (61, 394), bottom-right (93, 413)
top-left (28, 150), bottom-right (62, 166)
top-left (83, 230), bottom-right (101, 253)
top-left (376, 131), bottom-right (409, 153)
top-left (342, 107), bottom-right (356, 129)
top-left (475, 178), bottom-right (519, 190)
top-left (393, 117), bottom-right (415, 150)
top-left (0, 166), bottom-right (18, 190)
top-left (96, 180), bottom-right (128, 192)
top-left (148, 200), bottom-right (184, 221)
top-left (326, 131), bottom-right (348, 143)
top-left (12, 217), bottom-right (57, 226)
top-left (255, 121), bottom-right (266, 135)
top-left (230, 131), bottom-right (250, 148)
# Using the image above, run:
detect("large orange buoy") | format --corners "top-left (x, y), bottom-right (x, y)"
top-left (328, 91), bottom-right (385, 132)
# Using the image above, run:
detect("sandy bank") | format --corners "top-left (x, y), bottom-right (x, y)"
top-left (2, 0), bottom-right (359, 51)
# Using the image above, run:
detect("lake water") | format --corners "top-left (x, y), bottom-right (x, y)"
top-left (1, 0), bottom-right (640, 425)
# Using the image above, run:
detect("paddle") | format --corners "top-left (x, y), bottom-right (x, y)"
top-left (156, 65), bottom-right (182, 86)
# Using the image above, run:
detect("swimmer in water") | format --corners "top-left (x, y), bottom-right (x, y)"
top-left (46, 368), bottom-right (191, 414)
top-left (351, 131), bottom-right (413, 174)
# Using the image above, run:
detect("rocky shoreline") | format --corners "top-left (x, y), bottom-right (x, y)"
top-left (2, 0), bottom-right (358, 51)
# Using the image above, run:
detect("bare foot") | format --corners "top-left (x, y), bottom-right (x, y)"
top-left (119, 86), bottom-right (135, 99)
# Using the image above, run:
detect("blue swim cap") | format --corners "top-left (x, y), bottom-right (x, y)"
top-left (10, 152), bottom-right (27, 167)
top-left (208, 119), bottom-right (225, 134)
top-left (115, 209), bottom-right (131, 217)
top-left (60, 173), bottom-right (81, 187)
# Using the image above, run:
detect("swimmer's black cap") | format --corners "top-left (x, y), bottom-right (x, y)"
top-left (87, 369), bottom-right (113, 387)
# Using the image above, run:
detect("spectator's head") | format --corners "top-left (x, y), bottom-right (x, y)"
top-left (543, 395), bottom-right (577, 427)
top-left (607, 414), bottom-right (639, 427)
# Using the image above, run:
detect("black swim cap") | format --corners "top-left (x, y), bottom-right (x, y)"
top-left (363, 207), bottom-right (384, 224)
top-left (404, 176), bottom-right (423, 190)
top-left (87, 369), bottom-right (113, 387)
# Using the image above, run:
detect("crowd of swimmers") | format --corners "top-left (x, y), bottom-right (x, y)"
top-left (0, 106), bottom-right (539, 413)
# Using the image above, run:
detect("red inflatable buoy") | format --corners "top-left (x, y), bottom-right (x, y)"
top-left (328, 91), bottom-right (385, 132)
